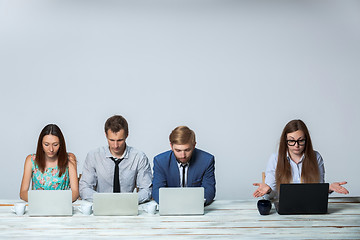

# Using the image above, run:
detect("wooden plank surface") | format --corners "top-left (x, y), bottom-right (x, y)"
top-left (0, 198), bottom-right (359, 239)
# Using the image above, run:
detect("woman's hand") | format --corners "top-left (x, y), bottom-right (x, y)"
top-left (253, 183), bottom-right (271, 198)
top-left (329, 181), bottom-right (349, 194)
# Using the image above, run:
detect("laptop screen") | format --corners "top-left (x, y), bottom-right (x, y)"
top-left (276, 183), bottom-right (329, 215)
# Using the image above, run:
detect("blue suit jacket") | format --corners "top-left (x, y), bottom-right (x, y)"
top-left (152, 148), bottom-right (216, 205)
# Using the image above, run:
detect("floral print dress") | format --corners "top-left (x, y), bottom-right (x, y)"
top-left (31, 155), bottom-right (70, 190)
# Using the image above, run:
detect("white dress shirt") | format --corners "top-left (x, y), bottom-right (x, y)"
top-left (79, 145), bottom-right (153, 203)
top-left (265, 151), bottom-right (325, 198)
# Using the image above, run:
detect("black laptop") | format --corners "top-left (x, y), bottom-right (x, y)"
top-left (275, 183), bottom-right (329, 215)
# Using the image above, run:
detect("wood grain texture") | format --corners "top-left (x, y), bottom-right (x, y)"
top-left (0, 198), bottom-right (359, 239)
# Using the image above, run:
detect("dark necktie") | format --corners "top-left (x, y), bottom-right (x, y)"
top-left (110, 157), bottom-right (123, 193)
top-left (181, 163), bottom-right (188, 187)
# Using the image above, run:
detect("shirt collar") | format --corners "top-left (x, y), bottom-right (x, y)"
top-left (286, 151), bottom-right (305, 163)
top-left (105, 145), bottom-right (128, 159)
top-left (177, 161), bottom-right (189, 168)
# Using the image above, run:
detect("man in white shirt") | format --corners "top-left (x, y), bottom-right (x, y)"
top-left (79, 115), bottom-right (152, 203)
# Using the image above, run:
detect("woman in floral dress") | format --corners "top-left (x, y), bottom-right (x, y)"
top-left (20, 124), bottom-right (79, 202)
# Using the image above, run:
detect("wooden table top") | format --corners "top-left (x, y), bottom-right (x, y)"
top-left (0, 197), bottom-right (359, 239)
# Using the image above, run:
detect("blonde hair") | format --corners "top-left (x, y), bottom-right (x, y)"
top-left (169, 126), bottom-right (196, 145)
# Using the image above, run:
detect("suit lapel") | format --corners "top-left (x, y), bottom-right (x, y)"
top-left (170, 152), bottom-right (181, 187)
top-left (187, 149), bottom-right (197, 187)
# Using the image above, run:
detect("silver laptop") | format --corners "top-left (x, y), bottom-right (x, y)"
top-left (93, 193), bottom-right (138, 216)
top-left (28, 190), bottom-right (72, 216)
top-left (159, 187), bottom-right (204, 216)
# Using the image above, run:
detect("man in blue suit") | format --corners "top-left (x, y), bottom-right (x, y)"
top-left (152, 126), bottom-right (216, 205)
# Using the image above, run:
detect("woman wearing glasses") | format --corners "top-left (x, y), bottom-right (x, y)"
top-left (253, 119), bottom-right (349, 198)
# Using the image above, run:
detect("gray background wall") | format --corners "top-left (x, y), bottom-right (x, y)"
top-left (0, 0), bottom-right (359, 200)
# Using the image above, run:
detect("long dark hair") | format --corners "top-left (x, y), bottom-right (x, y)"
top-left (35, 124), bottom-right (68, 177)
top-left (276, 119), bottom-right (320, 190)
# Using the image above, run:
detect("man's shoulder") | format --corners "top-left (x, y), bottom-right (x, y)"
top-left (126, 146), bottom-right (148, 158)
top-left (154, 150), bottom-right (172, 161)
top-left (194, 148), bottom-right (214, 160)
top-left (86, 146), bottom-right (107, 155)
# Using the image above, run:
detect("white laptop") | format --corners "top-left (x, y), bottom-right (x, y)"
top-left (28, 190), bottom-right (72, 216)
top-left (159, 187), bottom-right (204, 216)
top-left (93, 193), bottom-right (138, 216)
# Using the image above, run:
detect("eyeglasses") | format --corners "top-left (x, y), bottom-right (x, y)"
top-left (286, 139), bottom-right (306, 146)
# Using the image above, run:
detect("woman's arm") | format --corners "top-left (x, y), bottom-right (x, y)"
top-left (19, 155), bottom-right (33, 202)
top-left (68, 153), bottom-right (79, 202)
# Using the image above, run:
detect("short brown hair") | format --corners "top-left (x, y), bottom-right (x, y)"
top-left (169, 126), bottom-right (196, 145)
top-left (104, 115), bottom-right (129, 136)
